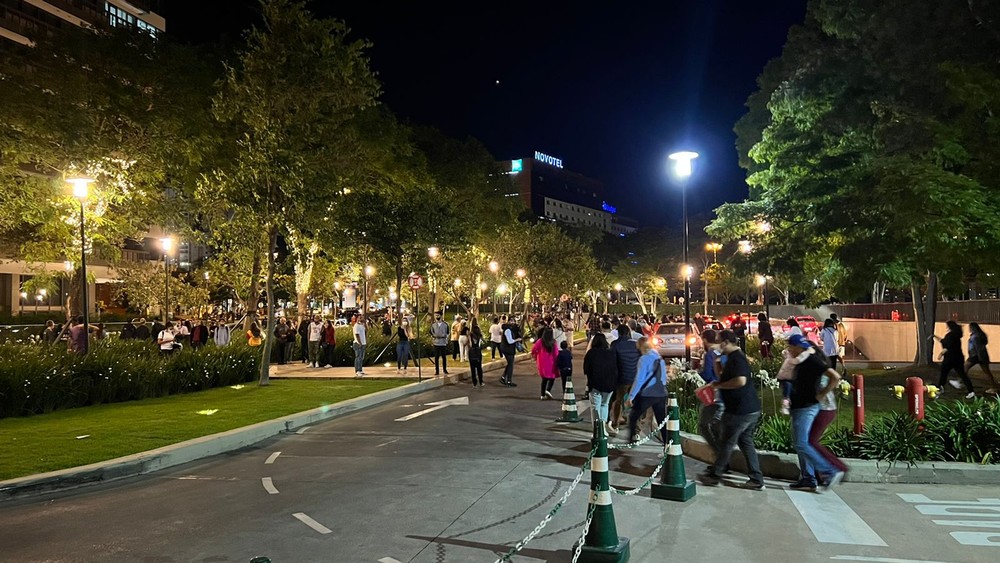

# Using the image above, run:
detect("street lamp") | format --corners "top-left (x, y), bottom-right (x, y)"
top-left (669, 151), bottom-right (698, 364)
top-left (706, 242), bottom-right (722, 263)
top-left (364, 265), bottom-right (375, 313)
top-left (428, 246), bottom-right (440, 259)
top-left (68, 176), bottom-right (94, 353)
top-left (488, 260), bottom-right (500, 315)
top-left (756, 274), bottom-right (770, 319)
top-left (160, 237), bottom-right (174, 323)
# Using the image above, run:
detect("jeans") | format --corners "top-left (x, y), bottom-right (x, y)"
top-left (451, 340), bottom-right (459, 360)
top-left (396, 341), bottom-right (411, 369)
top-left (502, 352), bottom-right (515, 383)
top-left (780, 380), bottom-right (793, 400)
top-left (591, 390), bottom-right (613, 421)
top-left (323, 342), bottom-right (335, 367)
top-left (791, 404), bottom-right (837, 483)
top-left (458, 335), bottom-right (469, 362)
top-left (434, 345), bottom-right (448, 374)
top-left (283, 341), bottom-right (294, 365)
top-left (711, 411), bottom-right (763, 483)
top-left (540, 378), bottom-right (555, 397)
top-left (560, 369), bottom-right (572, 392)
top-left (627, 395), bottom-right (667, 445)
top-left (308, 340), bottom-right (321, 365)
top-left (698, 403), bottom-right (725, 452)
top-left (609, 382), bottom-right (633, 427)
top-left (490, 341), bottom-right (500, 359)
top-left (470, 359), bottom-right (483, 385)
top-left (353, 342), bottom-right (366, 373)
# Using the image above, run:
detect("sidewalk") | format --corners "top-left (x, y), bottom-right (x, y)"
top-left (269, 355), bottom-right (500, 380)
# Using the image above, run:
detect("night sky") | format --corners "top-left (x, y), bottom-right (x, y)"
top-left (166, 1), bottom-right (808, 229)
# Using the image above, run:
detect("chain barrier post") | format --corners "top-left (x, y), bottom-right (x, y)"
top-left (556, 377), bottom-right (582, 423)
top-left (650, 392), bottom-right (696, 502)
top-left (852, 373), bottom-right (864, 435)
top-left (576, 419), bottom-right (630, 562)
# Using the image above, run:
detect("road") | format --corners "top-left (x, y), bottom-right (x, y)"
top-left (1, 355), bottom-right (998, 563)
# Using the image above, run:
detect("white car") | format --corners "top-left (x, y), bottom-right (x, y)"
top-left (653, 323), bottom-right (702, 359)
top-left (333, 318), bottom-right (349, 327)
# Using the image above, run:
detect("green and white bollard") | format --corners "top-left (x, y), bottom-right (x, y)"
top-left (577, 420), bottom-right (630, 562)
top-left (556, 378), bottom-right (582, 423)
top-left (650, 392), bottom-right (697, 502)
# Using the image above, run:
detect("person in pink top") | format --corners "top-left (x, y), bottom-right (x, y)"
top-left (532, 327), bottom-right (560, 400)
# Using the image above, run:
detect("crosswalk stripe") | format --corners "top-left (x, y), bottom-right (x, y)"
top-left (787, 490), bottom-right (887, 546)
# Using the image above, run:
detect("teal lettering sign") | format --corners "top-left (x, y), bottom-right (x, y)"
top-left (534, 151), bottom-right (563, 168)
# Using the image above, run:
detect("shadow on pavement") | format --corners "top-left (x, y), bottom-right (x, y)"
top-left (407, 535), bottom-right (573, 563)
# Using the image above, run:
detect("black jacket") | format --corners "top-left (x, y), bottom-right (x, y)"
top-left (611, 337), bottom-right (640, 385)
top-left (584, 347), bottom-right (619, 393)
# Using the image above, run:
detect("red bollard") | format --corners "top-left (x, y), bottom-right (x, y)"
top-left (852, 374), bottom-right (865, 435)
top-left (905, 376), bottom-right (925, 421)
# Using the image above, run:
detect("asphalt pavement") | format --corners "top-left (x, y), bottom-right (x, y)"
top-left (1, 355), bottom-right (998, 563)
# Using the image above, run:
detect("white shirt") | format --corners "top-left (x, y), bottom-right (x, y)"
top-left (353, 322), bottom-right (367, 345)
top-left (553, 328), bottom-right (566, 347)
top-left (489, 323), bottom-right (503, 343)
top-left (158, 329), bottom-right (175, 350)
top-left (308, 321), bottom-right (324, 342)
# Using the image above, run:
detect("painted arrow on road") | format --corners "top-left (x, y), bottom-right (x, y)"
top-left (394, 396), bottom-right (469, 421)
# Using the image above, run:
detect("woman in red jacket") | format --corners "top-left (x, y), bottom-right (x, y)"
top-left (322, 319), bottom-right (337, 368)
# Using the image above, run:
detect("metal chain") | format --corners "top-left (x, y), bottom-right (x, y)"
top-left (609, 440), bottom-right (673, 496)
top-left (493, 445), bottom-right (598, 563)
top-left (571, 502), bottom-right (597, 563)
top-left (607, 415), bottom-right (671, 450)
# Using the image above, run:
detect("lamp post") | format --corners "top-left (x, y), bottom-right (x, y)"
top-left (160, 237), bottom-right (174, 323)
top-left (488, 260), bottom-right (499, 315)
top-left (756, 274), bottom-right (770, 319)
top-left (516, 268), bottom-right (527, 321)
top-left (68, 176), bottom-right (94, 353)
top-left (669, 151), bottom-right (698, 364)
top-left (364, 265), bottom-right (376, 314)
top-left (705, 242), bottom-right (722, 315)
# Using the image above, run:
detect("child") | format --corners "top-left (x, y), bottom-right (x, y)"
top-left (557, 340), bottom-right (574, 394)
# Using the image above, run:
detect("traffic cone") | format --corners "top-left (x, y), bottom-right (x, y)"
top-left (577, 420), bottom-right (630, 562)
top-left (651, 392), bottom-right (696, 502)
top-left (556, 378), bottom-right (582, 423)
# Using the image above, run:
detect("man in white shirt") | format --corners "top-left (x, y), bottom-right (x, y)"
top-left (157, 322), bottom-right (176, 356)
top-left (308, 315), bottom-right (324, 368)
top-left (430, 312), bottom-right (450, 375)
top-left (353, 315), bottom-right (367, 377)
top-left (488, 316), bottom-right (503, 359)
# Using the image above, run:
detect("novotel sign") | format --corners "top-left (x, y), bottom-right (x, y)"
top-left (534, 151), bottom-right (563, 168)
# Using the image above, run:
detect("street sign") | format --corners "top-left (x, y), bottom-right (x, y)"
top-left (407, 273), bottom-right (424, 290)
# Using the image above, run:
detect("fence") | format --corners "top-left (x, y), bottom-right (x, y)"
top-left (763, 300), bottom-right (1000, 325)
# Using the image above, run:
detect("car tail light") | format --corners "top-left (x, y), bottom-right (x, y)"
top-left (653, 338), bottom-right (661, 346)
top-left (687, 336), bottom-right (697, 346)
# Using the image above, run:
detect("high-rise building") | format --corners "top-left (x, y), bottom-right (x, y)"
top-left (0, 1), bottom-right (164, 48)
top-left (508, 150), bottom-right (639, 236)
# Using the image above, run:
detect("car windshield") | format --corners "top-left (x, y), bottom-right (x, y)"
top-left (657, 324), bottom-right (685, 335)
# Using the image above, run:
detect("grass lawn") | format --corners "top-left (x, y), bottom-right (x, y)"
top-left (0, 379), bottom-right (411, 481)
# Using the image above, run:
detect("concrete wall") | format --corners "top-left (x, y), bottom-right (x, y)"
top-left (845, 319), bottom-right (1000, 362)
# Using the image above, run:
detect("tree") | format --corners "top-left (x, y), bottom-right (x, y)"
top-left (204, 0), bottom-right (380, 384)
top-left (711, 0), bottom-right (1000, 364)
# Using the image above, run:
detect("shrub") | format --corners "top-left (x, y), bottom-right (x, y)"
top-left (0, 339), bottom-right (258, 418)
top-left (923, 397), bottom-right (1000, 464)
top-left (822, 426), bottom-right (864, 459)
top-left (754, 414), bottom-right (794, 453)
top-left (678, 406), bottom-right (699, 434)
top-left (860, 412), bottom-right (945, 466)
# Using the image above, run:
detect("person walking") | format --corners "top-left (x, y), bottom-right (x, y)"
top-left (552, 318), bottom-right (567, 350)
top-left (499, 315), bottom-right (522, 386)
top-left (699, 330), bottom-right (765, 490)
top-left (469, 320), bottom-right (484, 387)
top-left (134, 318), bottom-right (150, 341)
top-left (274, 318), bottom-right (291, 364)
top-left (730, 312), bottom-right (747, 352)
top-left (191, 319), bottom-right (209, 350)
top-left (458, 320), bottom-right (470, 362)
top-left (625, 336), bottom-right (668, 445)
top-left (353, 315), bottom-right (367, 377)
top-left (297, 317), bottom-right (310, 364)
top-left (323, 319), bottom-right (337, 368)
top-left (430, 312), bottom-right (450, 375)
top-left (119, 319), bottom-right (136, 341)
top-left (450, 315), bottom-right (462, 361)
top-left (697, 329), bottom-right (726, 452)
top-left (396, 319), bottom-right (412, 374)
top-left (557, 340), bottom-right (573, 394)
top-left (757, 312), bottom-right (773, 360)
top-left (488, 316), bottom-right (502, 359)
top-left (583, 333), bottom-right (618, 435)
top-left (157, 321), bottom-right (177, 356)
top-left (212, 319), bottom-right (231, 346)
top-left (785, 334), bottom-right (845, 492)
top-left (68, 316), bottom-right (89, 354)
top-left (966, 322), bottom-right (998, 395)
top-left (809, 366), bottom-right (849, 486)
top-left (608, 325), bottom-right (639, 435)
top-left (532, 328), bottom-right (559, 400)
top-left (821, 319), bottom-right (841, 372)
top-left (307, 315), bottom-right (324, 368)
top-left (934, 320), bottom-right (975, 398)
top-left (246, 321), bottom-right (263, 347)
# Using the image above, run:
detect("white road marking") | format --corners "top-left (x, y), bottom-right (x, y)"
top-left (261, 477), bottom-right (279, 495)
top-left (898, 494), bottom-right (1000, 505)
top-left (830, 557), bottom-right (950, 562)
top-left (264, 451), bottom-right (281, 465)
top-left (394, 396), bottom-right (469, 421)
top-left (949, 532), bottom-right (1000, 545)
top-left (378, 558), bottom-right (403, 563)
top-left (914, 505), bottom-right (1000, 517)
top-left (296, 426), bottom-right (310, 435)
top-left (293, 512), bottom-right (332, 534)
top-left (786, 490), bottom-right (887, 546)
top-left (899, 493), bottom-right (1000, 547)
top-left (934, 520), bottom-right (1000, 528)
top-left (375, 438), bottom-right (399, 448)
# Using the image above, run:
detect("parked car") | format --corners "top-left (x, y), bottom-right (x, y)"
top-left (653, 323), bottom-right (702, 359)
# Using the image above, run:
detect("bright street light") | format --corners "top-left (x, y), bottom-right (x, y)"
top-left (364, 265), bottom-right (376, 277)
top-left (683, 265), bottom-right (694, 280)
top-left (614, 283), bottom-right (623, 291)
top-left (428, 246), bottom-right (440, 259)
top-left (160, 237), bottom-right (174, 323)
top-left (67, 176), bottom-right (94, 201)
top-left (68, 176), bottom-right (95, 353)
top-left (497, 283), bottom-right (508, 294)
top-left (739, 240), bottom-right (752, 254)
top-left (669, 150), bottom-right (698, 364)
top-left (479, 282), bottom-right (488, 291)
top-left (668, 151), bottom-right (699, 179)
top-left (706, 242), bottom-right (722, 263)
top-left (488, 260), bottom-right (499, 273)
top-left (454, 278), bottom-right (462, 288)
top-left (515, 268), bottom-right (526, 279)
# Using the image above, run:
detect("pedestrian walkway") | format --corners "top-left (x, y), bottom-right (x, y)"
top-left (269, 355), bottom-right (514, 380)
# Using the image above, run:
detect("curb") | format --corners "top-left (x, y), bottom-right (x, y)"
top-left (0, 353), bottom-right (530, 501)
top-left (679, 431), bottom-right (1000, 485)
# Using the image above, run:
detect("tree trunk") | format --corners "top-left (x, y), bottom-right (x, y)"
top-left (634, 290), bottom-right (647, 314)
top-left (912, 272), bottom-right (938, 366)
top-left (259, 225), bottom-right (279, 386)
top-left (245, 251), bottom-right (262, 330)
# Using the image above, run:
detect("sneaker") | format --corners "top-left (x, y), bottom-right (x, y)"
top-left (698, 471), bottom-right (721, 487)
top-left (354, 372), bottom-right (362, 378)
top-left (780, 398), bottom-right (790, 415)
top-left (545, 390), bottom-right (554, 399)
top-left (499, 377), bottom-right (507, 386)
top-left (508, 382), bottom-right (517, 387)
top-left (789, 480), bottom-right (817, 492)
top-left (820, 471), bottom-right (846, 492)
top-left (540, 395), bottom-right (546, 400)
top-left (949, 379), bottom-right (962, 389)
top-left (965, 391), bottom-right (976, 399)
top-left (741, 480), bottom-right (765, 491)
top-left (444, 370), bottom-right (450, 375)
